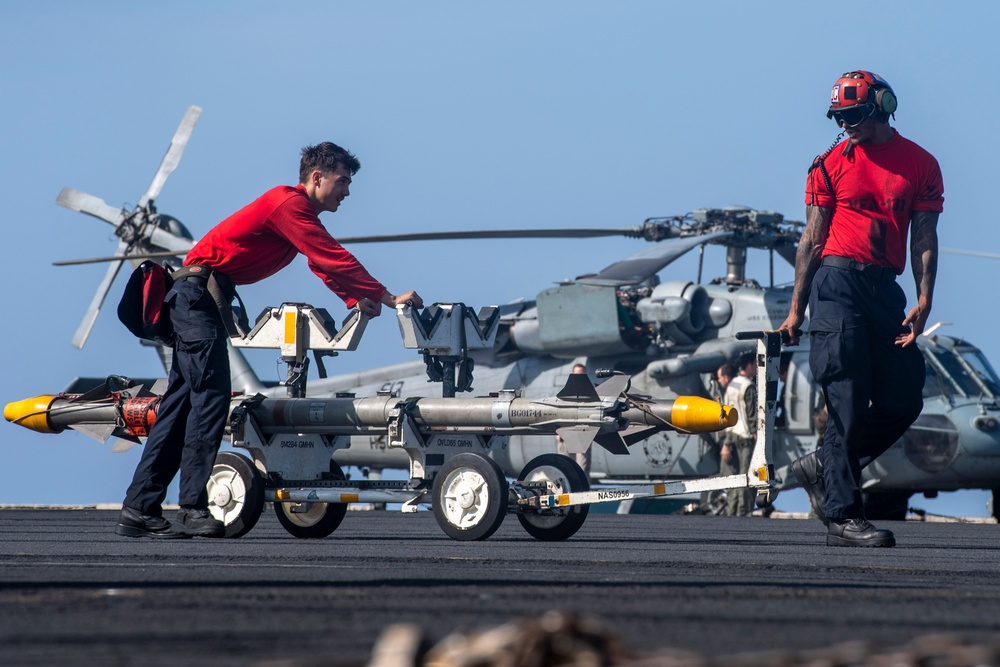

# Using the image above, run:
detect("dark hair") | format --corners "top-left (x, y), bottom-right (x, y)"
top-left (299, 142), bottom-right (361, 183)
top-left (737, 352), bottom-right (756, 371)
top-left (718, 363), bottom-right (735, 378)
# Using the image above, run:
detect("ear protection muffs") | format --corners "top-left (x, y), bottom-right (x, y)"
top-left (827, 70), bottom-right (897, 117)
top-left (871, 81), bottom-right (897, 115)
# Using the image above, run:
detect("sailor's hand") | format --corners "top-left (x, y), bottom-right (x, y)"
top-left (721, 443), bottom-right (733, 464)
top-left (357, 298), bottom-right (383, 318)
top-left (898, 299), bottom-right (931, 348)
top-left (778, 312), bottom-right (804, 346)
top-left (390, 290), bottom-right (424, 309)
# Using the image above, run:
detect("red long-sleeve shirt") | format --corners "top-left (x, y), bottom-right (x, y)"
top-left (184, 185), bottom-right (387, 308)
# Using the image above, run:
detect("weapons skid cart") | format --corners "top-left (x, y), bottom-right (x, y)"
top-left (210, 303), bottom-right (778, 541)
top-left (3, 304), bottom-right (776, 541)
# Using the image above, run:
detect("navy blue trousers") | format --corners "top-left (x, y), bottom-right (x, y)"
top-left (123, 279), bottom-right (231, 514)
top-left (808, 265), bottom-right (924, 519)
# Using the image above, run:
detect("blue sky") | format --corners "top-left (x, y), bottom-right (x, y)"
top-left (2, 2), bottom-right (999, 517)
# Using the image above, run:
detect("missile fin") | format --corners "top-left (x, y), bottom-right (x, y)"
top-left (68, 423), bottom-right (116, 443)
top-left (595, 374), bottom-right (630, 399)
top-left (110, 437), bottom-right (141, 453)
top-left (594, 430), bottom-right (630, 455)
top-left (620, 425), bottom-right (658, 446)
top-left (556, 374), bottom-right (600, 402)
top-left (556, 425), bottom-right (598, 453)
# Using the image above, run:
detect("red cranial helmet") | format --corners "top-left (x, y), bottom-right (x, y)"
top-left (827, 70), bottom-right (897, 120)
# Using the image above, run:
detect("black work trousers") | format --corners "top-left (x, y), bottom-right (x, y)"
top-left (123, 278), bottom-right (232, 514)
top-left (808, 264), bottom-right (924, 520)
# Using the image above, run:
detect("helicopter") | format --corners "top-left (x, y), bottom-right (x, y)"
top-left (50, 106), bottom-right (1000, 522)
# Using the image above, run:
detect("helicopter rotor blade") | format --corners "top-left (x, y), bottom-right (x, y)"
top-left (773, 242), bottom-right (798, 267)
top-left (336, 227), bottom-right (646, 244)
top-left (941, 248), bottom-right (1000, 260)
top-left (71, 240), bottom-right (128, 349)
top-left (53, 249), bottom-right (186, 267)
top-left (145, 226), bottom-right (196, 254)
top-left (56, 188), bottom-right (125, 226)
top-left (578, 231), bottom-right (734, 287)
top-left (139, 105), bottom-right (202, 209)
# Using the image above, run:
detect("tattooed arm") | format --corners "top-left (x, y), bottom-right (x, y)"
top-left (779, 205), bottom-right (833, 346)
top-left (898, 210), bottom-right (940, 347)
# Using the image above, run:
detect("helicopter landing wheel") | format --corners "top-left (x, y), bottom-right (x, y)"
top-left (517, 454), bottom-right (590, 541)
top-left (432, 453), bottom-right (509, 541)
top-left (207, 451), bottom-right (265, 538)
top-left (273, 462), bottom-right (349, 539)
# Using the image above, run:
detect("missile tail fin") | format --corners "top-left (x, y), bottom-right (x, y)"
top-left (620, 425), bottom-right (658, 446)
top-left (110, 437), bottom-right (141, 453)
top-left (556, 425), bottom-right (598, 453)
top-left (68, 423), bottom-right (116, 443)
top-left (594, 430), bottom-right (630, 455)
top-left (595, 374), bottom-right (630, 399)
top-left (556, 374), bottom-right (600, 402)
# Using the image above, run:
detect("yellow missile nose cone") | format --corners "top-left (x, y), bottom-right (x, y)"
top-left (721, 405), bottom-right (738, 428)
top-left (4, 395), bottom-right (58, 433)
top-left (670, 396), bottom-right (736, 432)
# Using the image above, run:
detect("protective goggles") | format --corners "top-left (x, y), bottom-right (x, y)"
top-left (828, 103), bottom-right (875, 128)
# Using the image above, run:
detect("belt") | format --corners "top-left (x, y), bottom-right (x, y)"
top-left (821, 256), bottom-right (896, 282)
top-left (171, 265), bottom-right (249, 338)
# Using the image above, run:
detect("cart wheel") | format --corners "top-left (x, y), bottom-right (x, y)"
top-left (432, 453), bottom-right (509, 541)
top-left (273, 461), bottom-right (349, 539)
top-left (208, 451), bottom-right (265, 538)
top-left (755, 488), bottom-right (778, 509)
top-left (517, 454), bottom-right (589, 541)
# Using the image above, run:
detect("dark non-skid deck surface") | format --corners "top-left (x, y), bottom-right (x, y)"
top-left (1, 509), bottom-right (998, 666)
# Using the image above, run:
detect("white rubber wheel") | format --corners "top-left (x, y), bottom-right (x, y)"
top-left (517, 454), bottom-right (589, 541)
top-left (273, 462), bottom-right (349, 539)
top-left (207, 451), bottom-right (265, 538)
top-left (432, 453), bottom-right (508, 541)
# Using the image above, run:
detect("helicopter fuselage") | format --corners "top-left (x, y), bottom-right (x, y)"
top-left (294, 280), bottom-right (1000, 517)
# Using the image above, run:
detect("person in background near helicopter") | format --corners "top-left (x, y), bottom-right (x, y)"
top-left (713, 362), bottom-right (735, 468)
top-left (779, 70), bottom-right (943, 548)
top-left (721, 353), bottom-right (757, 516)
top-left (715, 363), bottom-right (734, 396)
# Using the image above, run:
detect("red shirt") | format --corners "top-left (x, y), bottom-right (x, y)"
top-left (805, 130), bottom-right (944, 273)
top-left (184, 185), bottom-right (386, 308)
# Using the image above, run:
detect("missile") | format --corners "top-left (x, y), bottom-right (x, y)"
top-left (6, 380), bottom-right (737, 454)
top-left (239, 393), bottom-right (731, 434)
top-left (3, 377), bottom-right (160, 445)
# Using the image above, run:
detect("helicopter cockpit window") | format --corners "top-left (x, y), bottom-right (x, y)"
top-left (958, 348), bottom-right (1000, 397)
top-left (928, 348), bottom-right (984, 398)
top-left (922, 360), bottom-right (949, 400)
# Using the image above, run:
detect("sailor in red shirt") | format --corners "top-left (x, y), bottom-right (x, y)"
top-left (779, 71), bottom-right (943, 548)
top-left (117, 142), bottom-right (423, 539)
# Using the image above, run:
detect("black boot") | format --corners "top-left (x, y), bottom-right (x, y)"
top-left (791, 451), bottom-right (827, 524)
top-left (827, 518), bottom-right (895, 547)
top-left (174, 507), bottom-right (225, 537)
top-left (115, 506), bottom-right (187, 539)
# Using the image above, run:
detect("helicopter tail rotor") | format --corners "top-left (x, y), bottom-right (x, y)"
top-left (56, 188), bottom-right (127, 227)
top-left (55, 106), bottom-right (202, 348)
top-left (139, 105), bottom-right (201, 209)
top-left (70, 241), bottom-right (129, 349)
